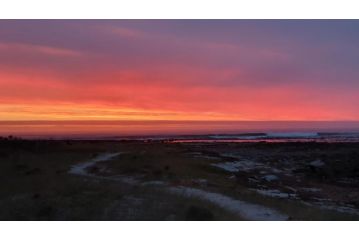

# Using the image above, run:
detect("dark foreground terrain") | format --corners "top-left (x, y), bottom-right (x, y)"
top-left (1, 139), bottom-right (359, 220)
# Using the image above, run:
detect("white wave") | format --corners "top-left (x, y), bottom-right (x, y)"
top-left (266, 132), bottom-right (319, 138)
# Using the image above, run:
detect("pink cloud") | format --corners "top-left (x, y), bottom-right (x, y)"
top-left (108, 26), bottom-right (146, 38)
top-left (0, 42), bottom-right (82, 57)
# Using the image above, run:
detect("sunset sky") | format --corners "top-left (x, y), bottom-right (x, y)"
top-left (1, 20), bottom-right (359, 125)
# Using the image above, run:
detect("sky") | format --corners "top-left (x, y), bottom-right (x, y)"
top-left (0, 20), bottom-right (359, 125)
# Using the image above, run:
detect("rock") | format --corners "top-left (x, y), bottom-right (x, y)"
top-left (192, 179), bottom-right (208, 186)
top-left (308, 160), bottom-right (326, 175)
top-left (262, 175), bottom-right (279, 182)
top-left (309, 160), bottom-right (325, 168)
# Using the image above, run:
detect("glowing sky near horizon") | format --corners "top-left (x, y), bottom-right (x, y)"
top-left (1, 20), bottom-right (359, 122)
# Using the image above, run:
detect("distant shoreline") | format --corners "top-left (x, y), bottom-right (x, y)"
top-left (2, 131), bottom-right (359, 143)
top-left (2, 120), bottom-right (359, 139)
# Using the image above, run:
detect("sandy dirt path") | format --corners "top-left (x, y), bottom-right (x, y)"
top-left (69, 152), bottom-right (288, 220)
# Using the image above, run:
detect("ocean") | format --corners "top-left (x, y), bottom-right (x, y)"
top-left (1, 120), bottom-right (359, 142)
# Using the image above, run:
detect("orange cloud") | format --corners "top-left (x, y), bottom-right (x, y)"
top-left (1, 20), bottom-right (359, 129)
top-left (1, 68), bottom-right (358, 122)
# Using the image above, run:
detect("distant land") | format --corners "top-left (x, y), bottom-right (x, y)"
top-left (1, 120), bottom-right (359, 139)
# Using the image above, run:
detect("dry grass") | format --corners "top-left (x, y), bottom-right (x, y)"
top-left (1, 140), bottom-right (358, 220)
top-left (0, 140), bottom-right (238, 220)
